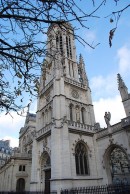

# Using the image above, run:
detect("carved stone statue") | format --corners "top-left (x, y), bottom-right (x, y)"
top-left (104, 111), bottom-right (111, 127)
top-left (31, 130), bottom-right (36, 138)
top-left (43, 138), bottom-right (47, 148)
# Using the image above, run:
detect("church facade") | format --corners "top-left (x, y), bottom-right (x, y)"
top-left (0, 23), bottom-right (130, 193)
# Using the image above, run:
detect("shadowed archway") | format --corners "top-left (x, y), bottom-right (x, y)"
top-left (104, 144), bottom-right (130, 184)
top-left (40, 151), bottom-right (51, 193)
top-left (16, 178), bottom-right (25, 191)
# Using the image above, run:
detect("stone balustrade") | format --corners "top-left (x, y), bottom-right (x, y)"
top-left (37, 123), bottom-right (52, 139)
top-left (64, 77), bottom-right (87, 89)
top-left (67, 120), bottom-right (94, 133)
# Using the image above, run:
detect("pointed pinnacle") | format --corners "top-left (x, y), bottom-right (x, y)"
top-left (79, 54), bottom-right (84, 64)
top-left (117, 73), bottom-right (127, 89)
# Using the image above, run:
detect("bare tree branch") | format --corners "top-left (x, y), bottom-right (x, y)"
top-left (0, 0), bottom-right (129, 114)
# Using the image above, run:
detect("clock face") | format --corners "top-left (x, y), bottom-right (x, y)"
top-left (72, 89), bottom-right (79, 99)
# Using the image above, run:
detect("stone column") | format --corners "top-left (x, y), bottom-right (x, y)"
top-left (30, 140), bottom-right (39, 191)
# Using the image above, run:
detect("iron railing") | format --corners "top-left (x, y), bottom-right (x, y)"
top-left (61, 184), bottom-right (130, 194)
top-left (0, 192), bottom-right (57, 194)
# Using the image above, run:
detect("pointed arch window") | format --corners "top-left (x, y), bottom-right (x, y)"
top-left (19, 165), bottom-right (25, 171)
top-left (68, 62), bottom-right (71, 76)
top-left (48, 106), bottom-right (52, 123)
top-left (66, 36), bottom-right (72, 58)
top-left (69, 104), bottom-right (73, 121)
top-left (75, 142), bottom-right (89, 175)
top-left (66, 36), bottom-right (69, 57)
top-left (56, 34), bottom-right (63, 54)
top-left (71, 63), bottom-right (74, 77)
top-left (76, 106), bottom-right (80, 123)
top-left (56, 35), bottom-right (59, 50)
top-left (60, 35), bottom-right (63, 54)
top-left (42, 112), bottom-right (45, 127)
top-left (69, 37), bottom-right (72, 58)
top-left (45, 109), bottom-right (48, 125)
top-left (81, 107), bottom-right (86, 124)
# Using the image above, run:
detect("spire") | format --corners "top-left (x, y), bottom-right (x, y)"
top-left (79, 54), bottom-right (84, 65)
top-left (78, 54), bottom-right (88, 86)
top-left (117, 73), bottom-right (128, 101)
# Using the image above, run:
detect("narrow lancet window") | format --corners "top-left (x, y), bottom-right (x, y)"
top-left (60, 35), bottom-right (63, 54)
top-left (70, 104), bottom-right (73, 121)
top-left (66, 36), bottom-right (69, 57)
top-left (56, 35), bottom-right (59, 50)
top-left (69, 37), bottom-right (72, 58)
top-left (81, 107), bottom-right (86, 124)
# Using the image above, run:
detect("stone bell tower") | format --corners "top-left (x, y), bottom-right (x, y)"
top-left (30, 23), bottom-right (97, 193)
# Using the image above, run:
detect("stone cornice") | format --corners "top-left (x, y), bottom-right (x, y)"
top-left (64, 77), bottom-right (87, 90)
top-left (69, 128), bottom-right (94, 137)
top-left (66, 97), bottom-right (93, 107)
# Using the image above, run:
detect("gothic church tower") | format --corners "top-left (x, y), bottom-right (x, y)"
top-left (30, 23), bottom-right (99, 193)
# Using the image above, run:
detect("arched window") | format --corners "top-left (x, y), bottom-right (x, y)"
top-left (56, 35), bottom-right (59, 50)
top-left (42, 112), bottom-right (45, 127)
top-left (16, 178), bottom-right (25, 191)
top-left (48, 106), bottom-right (52, 123)
top-left (76, 106), bottom-right (80, 123)
top-left (75, 142), bottom-right (89, 175)
top-left (60, 35), bottom-right (63, 54)
top-left (81, 107), bottom-right (86, 124)
top-left (66, 36), bottom-right (72, 58)
top-left (68, 62), bottom-right (71, 76)
top-left (19, 165), bottom-right (25, 171)
top-left (56, 34), bottom-right (63, 54)
top-left (72, 63), bottom-right (74, 77)
top-left (69, 104), bottom-right (73, 121)
top-left (19, 165), bottom-right (22, 171)
top-left (69, 37), bottom-right (72, 58)
top-left (66, 36), bottom-right (69, 57)
top-left (45, 109), bottom-right (48, 125)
